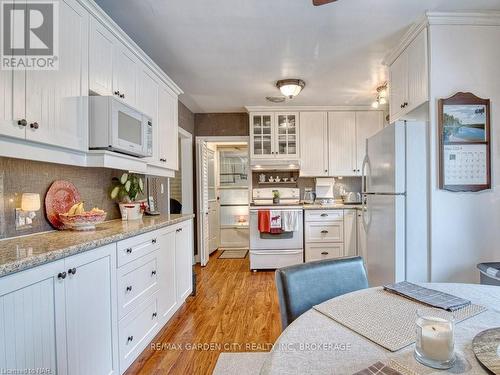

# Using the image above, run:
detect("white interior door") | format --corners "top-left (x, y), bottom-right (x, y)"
top-left (196, 140), bottom-right (210, 266)
top-left (207, 148), bottom-right (219, 253)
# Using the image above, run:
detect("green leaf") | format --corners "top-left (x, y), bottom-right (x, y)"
top-left (124, 180), bottom-right (131, 192)
top-left (138, 178), bottom-right (144, 192)
top-left (120, 173), bottom-right (128, 184)
top-left (110, 186), bottom-right (120, 200)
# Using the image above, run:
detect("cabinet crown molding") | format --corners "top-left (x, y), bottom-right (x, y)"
top-left (384, 11), bottom-right (500, 66)
top-left (245, 105), bottom-right (383, 112)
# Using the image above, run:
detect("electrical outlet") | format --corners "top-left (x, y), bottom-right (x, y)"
top-left (160, 183), bottom-right (164, 194)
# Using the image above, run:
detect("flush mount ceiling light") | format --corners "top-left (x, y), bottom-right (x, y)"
top-left (276, 79), bottom-right (306, 99)
top-left (371, 83), bottom-right (388, 109)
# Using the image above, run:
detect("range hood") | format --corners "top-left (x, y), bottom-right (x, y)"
top-left (250, 159), bottom-right (301, 171)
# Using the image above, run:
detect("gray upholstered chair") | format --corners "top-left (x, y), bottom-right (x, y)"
top-left (275, 256), bottom-right (369, 330)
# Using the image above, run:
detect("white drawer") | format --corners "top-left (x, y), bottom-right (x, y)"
top-left (249, 249), bottom-right (303, 270)
top-left (119, 292), bottom-right (160, 373)
top-left (117, 230), bottom-right (160, 267)
top-left (118, 251), bottom-right (159, 318)
top-left (305, 210), bottom-right (343, 222)
top-left (305, 222), bottom-right (343, 242)
top-left (305, 243), bottom-right (344, 262)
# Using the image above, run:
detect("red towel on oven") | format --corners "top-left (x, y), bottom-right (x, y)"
top-left (258, 210), bottom-right (271, 233)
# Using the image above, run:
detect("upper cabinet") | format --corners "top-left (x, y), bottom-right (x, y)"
top-left (113, 45), bottom-right (139, 108)
top-left (389, 28), bottom-right (428, 122)
top-left (299, 112), bottom-right (328, 177)
top-left (0, 0), bottom-right (89, 152)
top-left (328, 111), bottom-right (357, 176)
top-left (250, 112), bottom-right (299, 160)
top-left (158, 83), bottom-right (179, 171)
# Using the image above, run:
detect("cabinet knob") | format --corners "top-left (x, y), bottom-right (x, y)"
top-left (126, 285), bottom-right (133, 292)
top-left (120, 94), bottom-right (125, 99)
top-left (320, 230), bottom-right (329, 234)
top-left (320, 213), bottom-right (328, 217)
top-left (126, 248), bottom-right (132, 254)
top-left (152, 238), bottom-right (157, 244)
top-left (404, 102), bottom-right (408, 107)
top-left (114, 90), bottom-right (120, 96)
top-left (151, 270), bottom-right (157, 276)
top-left (152, 312), bottom-right (157, 318)
top-left (321, 251), bottom-right (329, 255)
top-left (127, 336), bottom-right (134, 343)
top-left (17, 119), bottom-right (27, 127)
top-left (57, 272), bottom-right (67, 280)
top-left (159, 158), bottom-right (167, 162)
top-left (68, 267), bottom-right (77, 275)
top-left (30, 122), bottom-right (39, 129)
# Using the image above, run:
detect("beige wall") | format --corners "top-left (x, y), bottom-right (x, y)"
top-left (195, 113), bottom-right (249, 136)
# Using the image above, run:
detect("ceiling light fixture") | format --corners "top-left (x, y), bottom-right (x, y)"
top-left (372, 83), bottom-right (388, 108)
top-left (276, 79), bottom-right (306, 99)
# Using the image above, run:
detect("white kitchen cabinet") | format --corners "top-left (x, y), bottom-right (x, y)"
top-left (89, 17), bottom-right (117, 96)
top-left (138, 67), bottom-right (159, 167)
top-left (0, 259), bottom-right (65, 373)
top-left (389, 28), bottom-right (428, 122)
top-left (113, 45), bottom-right (139, 108)
top-left (328, 111), bottom-right (356, 176)
top-left (305, 243), bottom-right (344, 262)
top-left (0, 244), bottom-right (118, 375)
top-left (157, 228), bottom-right (177, 324)
top-left (64, 244), bottom-right (118, 375)
top-left (0, 63), bottom-right (23, 139)
top-left (357, 210), bottom-right (367, 265)
top-left (344, 209), bottom-right (357, 257)
top-left (299, 112), bottom-right (329, 177)
top-left (250, 112), bottom-right (299, 160)
top-left (18, 0), bottom-right (89, 151)
top-left (355, 111), bottom-right (384, 172)
top-left (158, 83), bottom-right (179, 170)
top-left (175, 221), bottom-right (193, 302)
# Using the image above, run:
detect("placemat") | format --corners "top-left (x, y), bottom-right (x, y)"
top-left (313, 288), bottom-right (486, 352)
top-left (383, 281), bottom-right (471, 311)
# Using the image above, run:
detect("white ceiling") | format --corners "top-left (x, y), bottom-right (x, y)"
top-left (94, 0), bottom-right (500, 113)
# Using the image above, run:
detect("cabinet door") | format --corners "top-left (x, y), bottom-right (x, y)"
top-left (25, 0), bottom-right (89, 151)
top-left (175, 221), bottom-right (193, 303)
top-left (357, 211), bottom-right (367, 264)
top-left (113, 45), bottom-right (139, 107)
top-left (89, 17), bottom-right (116, 96)
top-left (344, 209), bottom-right (357, 257)
top-left (64, 244), bottom-right (118, 375)
top-left (355, 111), bottom-right (383, 174)
top-left (275, 112), bottom-right (299, 159)
top-left (407, 28), bottom-right (428, 112)
top-left (389, 51), bottom-right (408, 122)
top-left (157, 228), bottom-right (177, 324)
top-left (250, 113), bottom-right (273, 158)
top-left (158, 83), bottom-right (179, 170)
top-left (0, 260), bottom-right (65, 374)
top-left (299, 112), bottom-right (328, 177)
top-left (0, 0), bottom-right (26, 140)
top-left (328, 111), bottom-right (356, 176)
top-left (137, 68), bottom-right (159, 165)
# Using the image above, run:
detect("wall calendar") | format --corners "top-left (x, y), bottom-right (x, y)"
top-left (438, 92), bottom-right (491, 192)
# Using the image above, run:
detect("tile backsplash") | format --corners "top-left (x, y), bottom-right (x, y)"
top-left (0, 157), bottom-right (167, 239)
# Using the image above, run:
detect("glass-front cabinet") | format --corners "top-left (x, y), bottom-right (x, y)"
top-left (250, 112), bottom-right (299, 159)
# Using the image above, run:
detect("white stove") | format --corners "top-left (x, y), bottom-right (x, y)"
top-left (249, 188), bottom-right (304, 271)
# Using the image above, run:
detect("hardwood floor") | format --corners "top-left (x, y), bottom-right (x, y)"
top-left (126, 250), bottom-right (281, 375)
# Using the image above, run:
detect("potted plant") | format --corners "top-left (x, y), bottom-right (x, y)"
top-left (109, 173), bottom-right (147, 220)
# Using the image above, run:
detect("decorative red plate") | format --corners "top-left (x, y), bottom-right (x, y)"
top-left (45, 180), bottom-right (81, 229)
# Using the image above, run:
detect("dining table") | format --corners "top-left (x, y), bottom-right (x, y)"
top-left (260, 283), bottom-right (500, 374)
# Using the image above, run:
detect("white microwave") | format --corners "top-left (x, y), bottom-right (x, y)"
top-left (89, 96), bottom-right (153, 158)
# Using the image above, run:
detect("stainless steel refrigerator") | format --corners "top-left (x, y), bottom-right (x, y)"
top-left (362, 121), bottom-right (428, 286)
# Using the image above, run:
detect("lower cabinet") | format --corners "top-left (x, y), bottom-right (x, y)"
top-left (0, 219), bottom-right (194, 375)
top-left (0, 244), bottom-right (118, 375)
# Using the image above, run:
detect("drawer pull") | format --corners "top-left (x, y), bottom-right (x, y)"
top-left (127, 336), bottom-right (134, 343)
top-left (152, 238), bottom-right (157, 244)
top-left (321, 230), bottom-right (329, 234)
top-left (176, 228), bottom-right (183, 233)
top-left (320, 213), bottom-right (328, 217)
top-left (126, 285), bottom-right (133, 292)
top-left (152, 312), bottom-right (157, 318)
top-left (126, 248), bottom-right (132, 254)
top-left (151, 270), bottom-right (157, 276)
top-left (321, 251), bottom-right (329, 255)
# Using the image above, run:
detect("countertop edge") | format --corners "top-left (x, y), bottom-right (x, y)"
top-left (0, 214), bottom-right (195, 279)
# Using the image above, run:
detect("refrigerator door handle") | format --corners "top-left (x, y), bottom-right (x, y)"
top-left (361, 155), bottom-right (368, 195)
top-left (362, 195), bottom-right (372, 231)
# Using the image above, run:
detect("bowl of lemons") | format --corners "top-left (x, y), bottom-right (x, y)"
top-left (58, 202), bottom-right (107, 231)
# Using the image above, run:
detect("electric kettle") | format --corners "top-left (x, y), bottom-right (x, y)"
top-left (342, 192), bottom-right (362, 204)
top-left (303, 189), bottom-right (316, 204)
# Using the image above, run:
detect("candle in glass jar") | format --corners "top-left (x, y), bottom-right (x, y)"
top-left (417, 317), bottom-right (454, 362)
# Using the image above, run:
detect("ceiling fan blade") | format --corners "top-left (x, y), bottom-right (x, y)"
top-left (312, 0), bottom-right (337, 5)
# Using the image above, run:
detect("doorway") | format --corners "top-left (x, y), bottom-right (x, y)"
top-left (196, 136), bottom-right (249, 266)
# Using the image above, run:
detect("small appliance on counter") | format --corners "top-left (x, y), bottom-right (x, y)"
top-left (315, 178), bottom-right (335, 202)
top-left (302, 188), bottom-right (316, 204)
top-left (342, 192), bottom-right (362, 204)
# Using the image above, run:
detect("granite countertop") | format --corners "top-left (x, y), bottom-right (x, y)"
top-left (302, 203), bottom-right (362, 210)
top-left (0, 214), bottom-right (194, 278)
